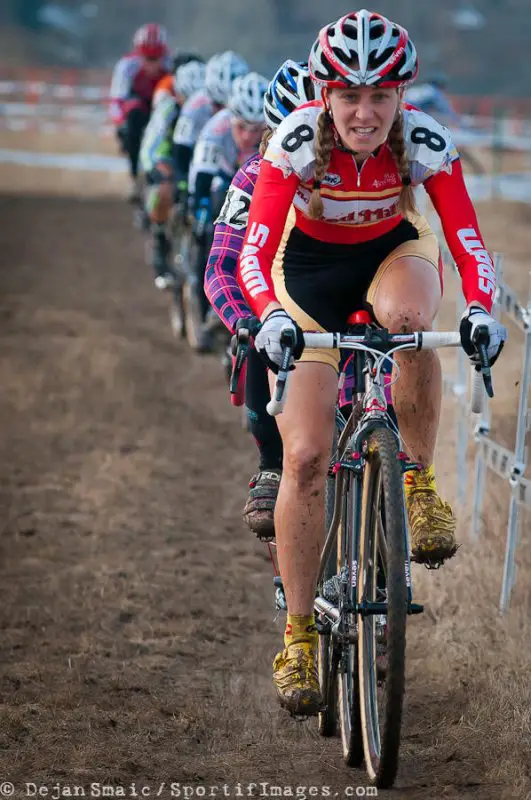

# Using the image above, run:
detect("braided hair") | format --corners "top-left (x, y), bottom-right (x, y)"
top-left (388, 111), bottom-right (416, 215)
top-left (307, 110), bottom-right (335, 220)
top-left (259, 128), bottom-right (273, 157)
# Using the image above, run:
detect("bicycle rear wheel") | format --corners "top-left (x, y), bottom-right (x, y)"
top-left (358, 427), bottom-right (407, 788)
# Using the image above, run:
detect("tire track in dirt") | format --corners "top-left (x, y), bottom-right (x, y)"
top-left (0, 195), bottom-right (528, 800)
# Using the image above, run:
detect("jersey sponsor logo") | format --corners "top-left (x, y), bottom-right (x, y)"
top-left (240, 222), bottom-right (270, 297)
top-left (457, 227), bottom-right (496, 298)
top-left (245, 159), bottom-right (261, 176)
top-left (322, 172), bottom-right (341, 187)
top-left (340, 201), bottom-right (399, 225)
top-left (294, 188), bottom-right (399, 225)
top-left (372, 172), bottom-right (398, 189)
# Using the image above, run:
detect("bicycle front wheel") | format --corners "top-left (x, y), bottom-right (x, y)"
top-left (337, 468), bottom-right (363, 766)
top-left (318, 431), bottom-right (339, 738)
top-left (358, 427), bottom-right (407, 788)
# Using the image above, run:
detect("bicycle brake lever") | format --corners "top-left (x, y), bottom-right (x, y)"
top-left (472, 327), bottom-right (494, 398)
top-left (229, 317), bottom-right (262, 394)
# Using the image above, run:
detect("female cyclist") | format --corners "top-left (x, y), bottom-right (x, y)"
top-left (237, 10), bottom-right (506, 716)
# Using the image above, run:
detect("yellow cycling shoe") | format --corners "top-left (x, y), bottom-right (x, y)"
top-left (407, 478), bottom-right (458, 566)
top-left (272, 638), bottom-right (324, 717)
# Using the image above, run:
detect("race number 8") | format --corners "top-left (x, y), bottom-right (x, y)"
top-left (411, 126), bottom-right (446, 152)
top-left (281, 124), bottom-right (314, 153)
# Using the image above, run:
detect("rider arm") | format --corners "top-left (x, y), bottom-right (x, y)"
top-left (173, 144), bottom-right (193, 185)
top-left (205, 231), bottom-right (251, 334)
top-left (173, 98), bottom-right (210, 181)
top-left (191, 138), bottom-right (224, 212)
top-left (236, 104), bottom-right (318, 318)
top-left (109, 56), bottom-right (137, 126)
top-left (424, 158), bottom-right (495, 312)
top-left (237, 159), bottom-right (300, 318)
top-left (139, 98), bottom-right (175, 173)
top-left (194, 172), bottom-right (216, 213)
top-left (204, 159), bottom-right (260, 333)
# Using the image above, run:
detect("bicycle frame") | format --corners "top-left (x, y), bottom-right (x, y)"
top-left (314, 340), bottom-right (424, 638)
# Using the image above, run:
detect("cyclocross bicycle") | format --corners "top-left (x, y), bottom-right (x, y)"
top-left (231, 311), bottom-right (492, 789)
top-left (267, 311), bottom-right (491, 789)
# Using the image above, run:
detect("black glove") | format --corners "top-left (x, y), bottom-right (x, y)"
top-left (116, 124), bottom-right (128, 154)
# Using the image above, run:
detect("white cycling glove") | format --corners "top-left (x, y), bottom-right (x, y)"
top-left (459, 304), bottom-right (507, 366)
top-left (254, 309), bottom-right (304, 374)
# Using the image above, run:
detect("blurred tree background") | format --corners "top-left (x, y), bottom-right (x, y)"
top-left (1, 0), bottom-right (530, 97)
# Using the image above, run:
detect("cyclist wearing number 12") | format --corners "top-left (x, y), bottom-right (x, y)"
top-left (205, 61), bottom-right (319, 537)
top-left (237, 9), bottom-right (507, 716)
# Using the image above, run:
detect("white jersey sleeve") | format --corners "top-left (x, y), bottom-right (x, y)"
top-left (192, 109), bottom-right (237, 176)
top-left (263, 103), bottom-right (320, 183)
top-left (173, 90), bottom-right (213, 149)
top-left (403, 108), bottom-right (459, 185)
top-left (110, 55), bottom-right (140, 100)
top-left (109, 55), bottom-right (141, 123)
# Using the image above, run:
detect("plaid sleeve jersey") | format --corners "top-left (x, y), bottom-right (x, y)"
top-left (204, 153), bottom-right (262, 334)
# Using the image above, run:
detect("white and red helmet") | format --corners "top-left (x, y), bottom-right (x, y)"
top-left (309, 10), bottom-right (418, 89)
top-left (133, 23), bottom-right (168, 60)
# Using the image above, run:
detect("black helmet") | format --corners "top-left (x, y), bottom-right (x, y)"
top-left (172, 50), bottom-right (204, 72)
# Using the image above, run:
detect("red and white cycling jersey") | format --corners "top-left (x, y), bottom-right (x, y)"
top-left (237, 101), bottom-right (496, 316)
top-left (109, 52), bottom-right (172, 125)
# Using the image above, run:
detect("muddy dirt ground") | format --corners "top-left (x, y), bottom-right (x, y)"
top-left (0, 188), bottom-right (530, 800)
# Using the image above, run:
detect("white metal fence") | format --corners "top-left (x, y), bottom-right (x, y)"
top-left (428, 213), bottom-right (531, 612)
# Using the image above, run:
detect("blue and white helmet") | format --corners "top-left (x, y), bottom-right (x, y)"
top-left (263, 60), bottom-right (320, 129)
top-left (229, 72), bottom-right (268, 123)
top-left (174, 60), bottom-right (206, 99)
top-left (205, 51), bottom-right (249, 105)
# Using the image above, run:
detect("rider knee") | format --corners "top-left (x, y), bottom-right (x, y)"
top-left (384, 310), bottom-right (433, 335)
top-left (283, 442), bottom-right (328, 489)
